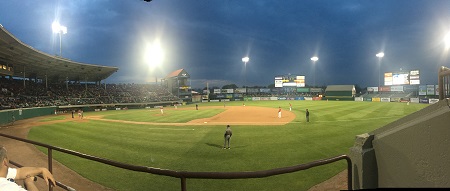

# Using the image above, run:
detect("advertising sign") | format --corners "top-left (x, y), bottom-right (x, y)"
top-left (367, 87), bottom-right (378, 92)
top-left (426, 85), bottom-right (435, 95)
top-left (418, 85), bottom-right (427, 95)
top-left (410, 70), bottom-right (420, 85)
top-left (260, 88), bottom-right (270, 93)
top-left (235, 88), bottom-right (246, 93)
top-left (390, 86), bottom-right (403, 92)
top-left (384, 72), bottom-right (393, 85)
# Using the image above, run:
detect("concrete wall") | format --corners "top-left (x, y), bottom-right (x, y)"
top-left (350, 99), bottom-right (450, 188)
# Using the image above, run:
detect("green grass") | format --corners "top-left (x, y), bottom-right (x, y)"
top-left (28, 100), bottom-right (428, 191)
top-left (38, 115), bottom-right (66, 122)
top-left (100, 107), bottom-right (225, 123)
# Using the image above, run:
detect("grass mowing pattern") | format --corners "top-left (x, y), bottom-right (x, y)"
top-left (101, 108), bottom-right (225, 123)
top-left (28, 101), bottom-right (428, 191)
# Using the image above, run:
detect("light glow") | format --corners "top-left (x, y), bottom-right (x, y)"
top-left (242, 57), bottom-right (249, 63)
top-left (52, 22), bottom-right (67, 34)
top-left (310, 56), bottom-right (318, 62)
top-left (145, 40), bottom-right (165, 69)
top-left (376, 52), bottom-right (384, 58)
top-left (445, 32), bottom-right (450, 50)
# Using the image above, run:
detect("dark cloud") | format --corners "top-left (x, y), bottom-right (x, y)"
top-left (1, 0), bottom-right (449, 88)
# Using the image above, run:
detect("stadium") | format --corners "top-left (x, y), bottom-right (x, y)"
top-left (1, 4), bottom-right (450, 191)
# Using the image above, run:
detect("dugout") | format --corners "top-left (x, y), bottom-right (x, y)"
top-left (162, 69), bottom-right (192, 103)
top-left (325, 85), bottom-right (356, 100)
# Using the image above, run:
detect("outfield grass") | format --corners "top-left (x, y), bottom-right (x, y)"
top-left (28, 100), bottom-right (428, 191)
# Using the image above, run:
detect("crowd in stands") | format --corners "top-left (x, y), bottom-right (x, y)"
top-left (0, 78), bottom-right (180, 110)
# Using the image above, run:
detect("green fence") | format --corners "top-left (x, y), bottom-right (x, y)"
top-left (0, 107), bottom-right (56, 126)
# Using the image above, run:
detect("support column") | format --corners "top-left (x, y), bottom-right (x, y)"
top-left (349, 133), bottom-right (378, 189)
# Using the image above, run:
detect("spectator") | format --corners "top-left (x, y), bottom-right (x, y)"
top-left (0, 145), bottom-right (56, 191)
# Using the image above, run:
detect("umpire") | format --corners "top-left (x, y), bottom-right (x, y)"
top-left (223, 125), bottom-right (232, 149)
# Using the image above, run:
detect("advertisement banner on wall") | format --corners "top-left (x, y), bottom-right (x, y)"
top-left (260, 88), bottom-right (271, 93)
top-left (429, 99), bottom-right (439, 104)
top-left (367, 87), bottom-right (379, 92)
top-left (391, 97), bottom-right (400, 102)
top-left (310, 88), bottom-right (322, 93)
top-left (355, 97), bottom-right (363, 101)
top-left (418, 85), bottom-right (427, 95)
top-left (390, 86), bottom-right (403, 92)
top-left (381, 98), bottom-right (390, 102)
top-left (214, 89), bottom-right (221, 94)
top-left (435, 85), bottom-right (439, 96)
top-left (252, 97), bottom-right (261, 101)
top-left (295, 97), bottom-right (305, 100)
top-left (426, 85), bottom-right (435, 95)
top-left (419, 98), bottom-right (429, 103)
top-left (372, 97), bottom-right (381, 102)
top-left (364, 97), bottom-right (372, 101)
top-left (235, 88), bottom-right (246, 93)
top-left (296, 87), bottom-right (310, 93)
top-left (410, 98), bottom-right (419, 103)
top-left (247, 88), bottom-right (259, 93)
top-left (380, 86), bottom-right (391, 92)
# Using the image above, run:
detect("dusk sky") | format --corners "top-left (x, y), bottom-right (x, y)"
top-left (2, 0), bottom-right (450, 89)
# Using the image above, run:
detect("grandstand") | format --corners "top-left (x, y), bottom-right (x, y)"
top-left (0, 24), bottom-right (181, 112)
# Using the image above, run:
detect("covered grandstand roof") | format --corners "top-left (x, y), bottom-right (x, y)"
top-left (0, 24), bottom-right (118, 82)
top-left (164, 68), bottom-right (190, 78)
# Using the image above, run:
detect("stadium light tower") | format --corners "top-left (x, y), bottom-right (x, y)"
top-left (376, 52), bottom-right (384, 89)
top-left (52, 21), bottom-right (67, 57)
top-left (310, 56), bottom-right (318, 87)
top-left (242, 57), bottom-right (249, 87)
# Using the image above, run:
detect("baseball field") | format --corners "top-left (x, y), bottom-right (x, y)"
top-left (23, 100), bottom-right (427, 191)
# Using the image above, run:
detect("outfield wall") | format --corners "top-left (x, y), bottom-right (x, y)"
top-left (355, 97), bottom-right (440, 104)
top-left (0, 101), bottom-right (179, 126)
top-left (0, 107), bottom-right (56, 126)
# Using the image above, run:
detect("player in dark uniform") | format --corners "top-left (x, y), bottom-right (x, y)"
top-left (223, 125), bottom-right (232, 149)
top-left (306, 109), bottom-right (310, 122)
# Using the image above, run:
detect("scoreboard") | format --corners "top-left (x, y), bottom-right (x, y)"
top-left (275, 75), bottom-right (305, 87)
top-left (384, 70), bottom-right (420, 86)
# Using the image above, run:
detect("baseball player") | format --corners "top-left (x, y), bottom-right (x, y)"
top-left (278, 106), bottom-right (282, 118)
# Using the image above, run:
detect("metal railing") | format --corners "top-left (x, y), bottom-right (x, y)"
top-left (0, 132), bottom-right (352, 191)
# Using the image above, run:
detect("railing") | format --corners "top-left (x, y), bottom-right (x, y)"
top-left (0, 132), bottom-right (353, 191)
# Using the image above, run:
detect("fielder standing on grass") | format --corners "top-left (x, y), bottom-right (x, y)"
top-left (306, 109), bottom-right (310, 122)
top-left (223, 125), bottom-right (232, 149)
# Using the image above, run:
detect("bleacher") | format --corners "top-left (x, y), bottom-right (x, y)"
top-left (0, 78), bottom-right (180, 110)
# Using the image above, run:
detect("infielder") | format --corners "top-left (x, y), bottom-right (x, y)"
top-left (223, 125), bottom-right (232, 149)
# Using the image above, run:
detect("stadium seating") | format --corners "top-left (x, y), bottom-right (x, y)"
top-left (0, 78), bottom-right (179, 110)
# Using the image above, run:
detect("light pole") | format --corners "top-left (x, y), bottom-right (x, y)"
top-left (242, 57), bottom-right (249, 87)
top-left (310, 56), bottom-right (318, 87)
top-left (376, 52), bottom-right (384, 89)
top-left (52, 22), bottom-right (67, 57)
